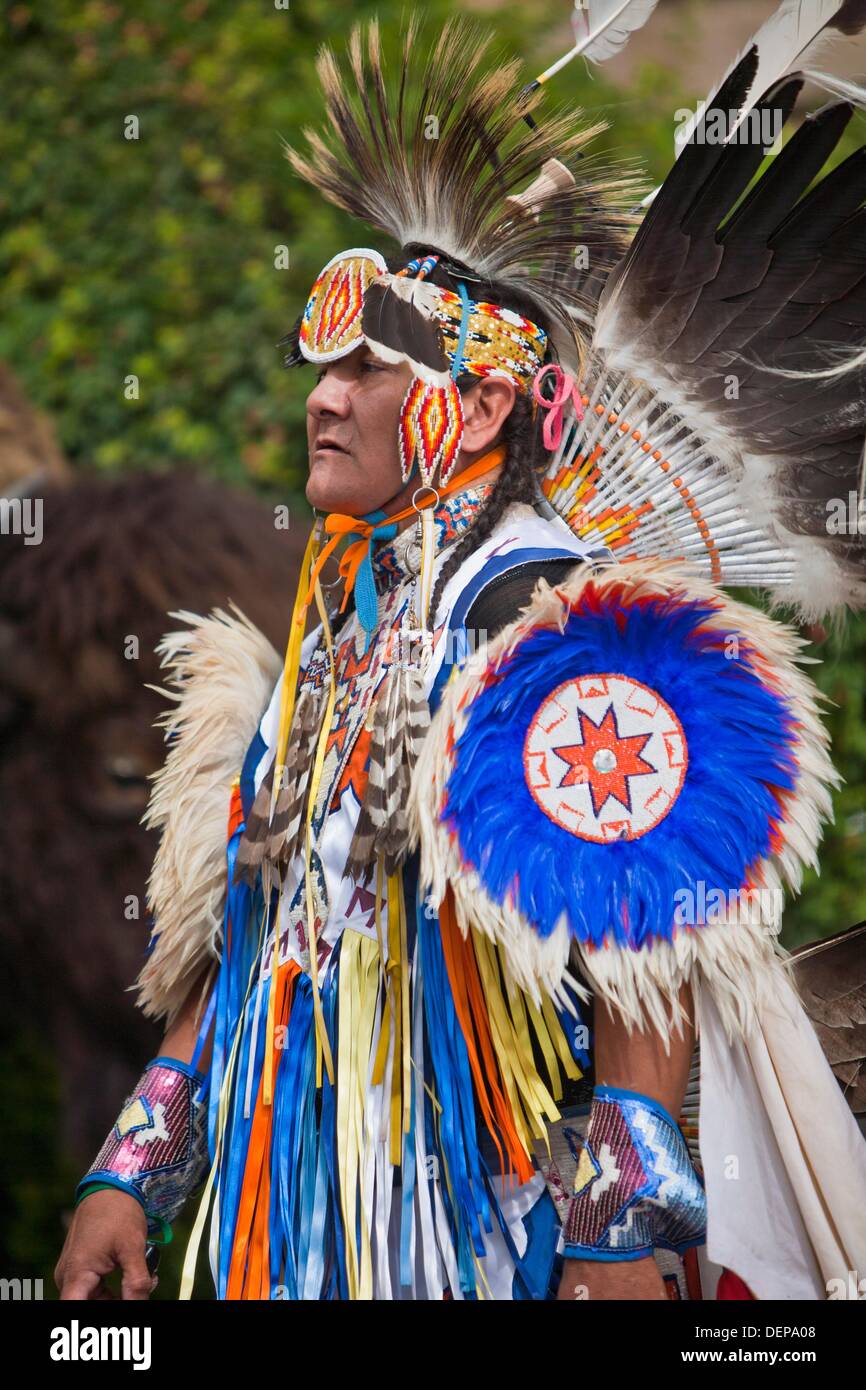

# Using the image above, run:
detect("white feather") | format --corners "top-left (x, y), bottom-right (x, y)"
top-left (536, 0), bottom-right (659, 83)
top-left (136, 603), bottom-right (282, 1024)
top-left (571, 0), bottom-right (660, 65)
top-left (674, 0), bottom-right (861, 156)
top-left (802, 64), bottom-right (866, 105)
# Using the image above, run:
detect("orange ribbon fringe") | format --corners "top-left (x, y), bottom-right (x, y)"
top-left (300, 445), bottom-right (507, 622)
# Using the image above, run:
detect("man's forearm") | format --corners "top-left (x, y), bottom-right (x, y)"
top-left (594, 980), bottom-right (695, 1116)
top-left (160, 965), bottom-right (216, 1072)
top-left (74, 965), bottom-right (216, 1231)
top-left (557, 982), bottom-right (699, 1300)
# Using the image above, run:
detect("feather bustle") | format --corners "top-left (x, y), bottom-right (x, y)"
top-left (409, 557), bottom-right (841, 1042)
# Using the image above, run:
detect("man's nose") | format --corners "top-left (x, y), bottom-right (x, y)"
top-left (307, 371), bottom-right (351, 417)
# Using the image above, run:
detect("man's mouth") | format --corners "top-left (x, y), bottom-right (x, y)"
top-left (314, 438), bottom-right (350, 456)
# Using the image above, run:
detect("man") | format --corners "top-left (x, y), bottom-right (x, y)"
top-left (58, 11), bottom-right (866, 1300)
top-left (55, 320), bottom-right (695, 1300)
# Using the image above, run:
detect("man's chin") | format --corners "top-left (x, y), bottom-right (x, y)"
top-left (306, 456), bottom-right (364, 515)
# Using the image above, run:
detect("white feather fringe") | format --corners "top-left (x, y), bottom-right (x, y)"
top-left (134, 602), bottom-right (282, 1025)
top-left (409, 556), bottom-right (841, 1044)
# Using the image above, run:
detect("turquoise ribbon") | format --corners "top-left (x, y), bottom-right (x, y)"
top-left (451, 281), bottom-right (472, 382)
top-left (348, 457), bottom-right (423, 649)
top-left (352, 507), bottom-right (399, 650)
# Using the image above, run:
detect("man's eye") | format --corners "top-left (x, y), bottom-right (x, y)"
top-left (362, 360), bottom-right (385, 372)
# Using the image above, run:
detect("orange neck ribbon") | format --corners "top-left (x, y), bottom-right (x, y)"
top-left (300, 445), bottom-right (507, 632)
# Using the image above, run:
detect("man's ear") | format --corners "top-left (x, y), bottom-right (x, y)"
top-left (460, 377), bottom-right (517, 454)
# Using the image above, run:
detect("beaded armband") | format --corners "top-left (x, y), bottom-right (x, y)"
top-left (562, 1085), bottom-right (706, 1262)
top-left (75, 1058), bottom-right (209, 1239)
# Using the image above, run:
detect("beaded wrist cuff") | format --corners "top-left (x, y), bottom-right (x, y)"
top-left (75, 1057), bottom-right (209, 1239)
top-left (562, 1085), bottom-right (706, 1262)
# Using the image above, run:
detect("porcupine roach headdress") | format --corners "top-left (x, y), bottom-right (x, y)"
top-left (279, 13), bottom-right (642, 715)
top-left (282, 3), bottom-right (866, 636)
top-left (280, 15), bottom-right (641, 481)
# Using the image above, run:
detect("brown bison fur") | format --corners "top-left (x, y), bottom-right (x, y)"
top-left (0, 470), bottom-right (309, 1164)
top-left (0, 364), bottom-right (69, 494)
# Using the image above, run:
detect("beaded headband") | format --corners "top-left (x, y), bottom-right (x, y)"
top-left (297, 247), bottom-right (547, 386)
top-left (296, 246), bottom-right (548, 487)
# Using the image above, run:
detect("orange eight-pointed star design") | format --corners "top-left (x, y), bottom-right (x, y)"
top-left (553, 704), bottom-right (655, 818)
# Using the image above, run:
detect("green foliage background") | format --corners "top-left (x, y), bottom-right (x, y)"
top-left (0, 0), bottom-right (694, 486)
top-left (1, 0), bottom-right (863, 1293)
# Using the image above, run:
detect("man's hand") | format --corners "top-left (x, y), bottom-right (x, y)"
top-left (55, 1189), bottom-right (157, 1301)
top-left (556, 1255), bottom-right (668, 1301)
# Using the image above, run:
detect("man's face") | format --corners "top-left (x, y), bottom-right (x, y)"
top-left (304, 343), bottom-right (414, 515)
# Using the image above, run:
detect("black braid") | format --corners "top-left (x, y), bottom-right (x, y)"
top-left (428, 389), bottom-right (545, 618)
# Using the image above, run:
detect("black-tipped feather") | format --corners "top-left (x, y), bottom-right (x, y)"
top-left (595, 50), bottom-right (866, 593)
top-left (362, 279), bottom-right (448, 376)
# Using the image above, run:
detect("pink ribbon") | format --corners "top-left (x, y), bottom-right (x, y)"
top-left (532, 364), bottom-right (585, 451)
